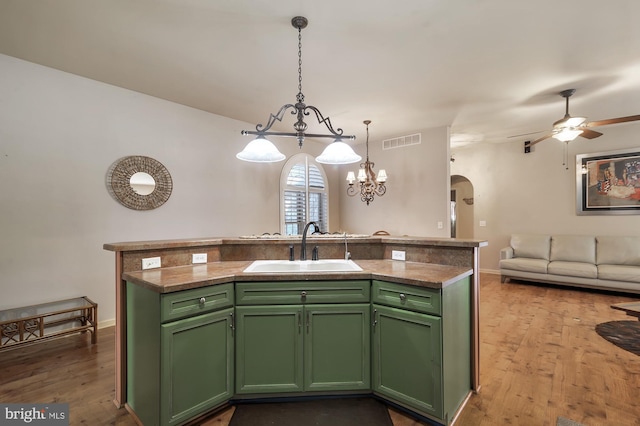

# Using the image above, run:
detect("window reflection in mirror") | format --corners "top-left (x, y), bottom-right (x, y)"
top-left (130, 171), bottom-right (156, 195)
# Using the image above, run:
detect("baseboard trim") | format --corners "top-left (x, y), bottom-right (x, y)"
top-left (99, 319), bottom-right (116, 329)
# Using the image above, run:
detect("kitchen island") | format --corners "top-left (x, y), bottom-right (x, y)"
top-left (104, 235), bottom-right (487, 425)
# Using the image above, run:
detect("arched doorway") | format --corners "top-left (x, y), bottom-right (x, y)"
top-left (450, 175), bottom-right (474, 239)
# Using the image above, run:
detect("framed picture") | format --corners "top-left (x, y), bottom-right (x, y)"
top-left (576, 148), bottom-right (640, 215)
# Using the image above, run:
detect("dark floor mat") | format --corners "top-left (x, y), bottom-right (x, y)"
top-left (595, 320), bottom-right (640, 356)
top-left (229, 397), bottom-right (393, 426)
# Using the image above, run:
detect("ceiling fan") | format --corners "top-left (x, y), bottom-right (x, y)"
top-left (528, 89), bottom-right (640, 146)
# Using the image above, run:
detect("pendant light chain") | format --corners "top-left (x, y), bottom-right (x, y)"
top-left (365, 122), bottom-right (370, 161)
top-left (297, 26), bottom-right (304, 104)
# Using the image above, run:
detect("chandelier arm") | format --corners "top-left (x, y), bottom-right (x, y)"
top-left (303, 105), bottom-right (346, 137)
top-left (374, 185), bottom-right (386, 197)
top-left (253, 104), bottom-right (297, 133)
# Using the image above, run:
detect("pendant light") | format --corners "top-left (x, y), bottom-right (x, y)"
top-left (237, 16), bottom-right (360, 164)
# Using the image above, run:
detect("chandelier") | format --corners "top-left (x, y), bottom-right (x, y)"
top-left (237, 16), bottom-right (361, 165)
top-left (346, 120), bottom-right (388, 205)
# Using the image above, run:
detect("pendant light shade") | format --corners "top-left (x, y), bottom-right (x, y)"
top-left (235, 137), bottom-right (286, 162)
top-left (316, 141), bottom-right (361, 165)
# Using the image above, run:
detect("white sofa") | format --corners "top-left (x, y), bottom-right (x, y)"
top-left (499, 234), bottom-right (640, 294)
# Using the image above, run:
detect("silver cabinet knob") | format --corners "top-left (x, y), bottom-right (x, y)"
top-left (399, 293), bottom-right (406, 302)
top-left (199, 297), bottom-right (206, 305)
top-left (301, 291), bottom-right (307, 297)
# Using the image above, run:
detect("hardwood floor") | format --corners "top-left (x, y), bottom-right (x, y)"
top-left (2, 273), bottom-right (639, 425)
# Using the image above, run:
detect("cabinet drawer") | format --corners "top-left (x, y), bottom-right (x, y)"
top-left (161, 283), bottom-right (234, 322)
top-left (372, 280), bottom-right (441, 316)
top-left (236, 281), bottom-right (370, 305)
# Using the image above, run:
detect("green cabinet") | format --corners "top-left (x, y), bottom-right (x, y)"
top-left (371, 278), bottom-right (471, 425)
top-left (372, 304), bottom-right (442, 417)
top-left (126, 276), bottom-right (471, 426)
top-left (305, 304), bottom-right (370, 392)
top-left (235, 281), bottom-right (370, 395)
top-left (127, 282), bottom-right (234, 426)
top-left (235, 305), bottom-right (303, 394)
top-left (161, 308), bottom-right (234, 425)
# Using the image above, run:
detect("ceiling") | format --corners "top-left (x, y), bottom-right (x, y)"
top-left (2, 0), bottom-right (640, 148)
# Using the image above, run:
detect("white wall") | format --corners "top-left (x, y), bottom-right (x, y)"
top-left (0, 54), bottom-right (337, 323)
top-left (338, 126), bottom-right (451, 237)
top-left (452, 127), bottom-right (640, 272)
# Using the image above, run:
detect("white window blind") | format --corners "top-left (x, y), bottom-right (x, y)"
top-left (281, 154), bottom-right (329, 235)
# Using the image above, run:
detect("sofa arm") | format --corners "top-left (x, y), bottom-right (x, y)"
top-left (500, 247), bottom-right (514, 260)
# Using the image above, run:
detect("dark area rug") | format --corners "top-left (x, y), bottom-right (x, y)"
top-left (557, 416), bottom-right (585, 426)
top-left (229, 397), bottom-right (393, 426)
top-left (595, 320), bottom-right (640, 356)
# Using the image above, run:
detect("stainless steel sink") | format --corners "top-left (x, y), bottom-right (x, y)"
top-left (243, 259), bottom-right (363, 273)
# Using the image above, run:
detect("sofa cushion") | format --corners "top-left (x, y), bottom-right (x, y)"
top-left (597, 236), bottom-right (640, 266)
top-left (500, 258), bottom-right (548, 274)
top-left (598, 264), bottom-right (640, 283)
top-left (511, 234), bottom-right (551, 260)
top-left (548, 261), bottom-right (597, 279)
top-left (550, 235), bottom-right (596, 263)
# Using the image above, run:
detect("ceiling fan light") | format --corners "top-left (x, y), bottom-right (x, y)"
top-left (564, 116), bottom-right (586, 127)
top-left (553, 128), bottom-right (583, 142)
top-left (316, 141), bottom-right (362, 165)
top-left (554, 116), bottom-right (587, 128)
top-left (236, 137), bottom-right (286, 162)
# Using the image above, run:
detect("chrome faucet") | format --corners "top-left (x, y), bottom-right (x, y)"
top-left (300, 221), bottom-right (320, 260)
top-left (344, 232), bottom-right (351, 260)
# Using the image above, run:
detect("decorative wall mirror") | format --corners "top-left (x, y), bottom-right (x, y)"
top-left (106, 156), bottom-right (173, 210)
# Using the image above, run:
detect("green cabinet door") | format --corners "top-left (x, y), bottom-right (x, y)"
top-left (372, 304), bottom-right (443, 419)
top-left (235, 304), bottom-right (370, 394)
top-left (235, 305), bottom-right (304, 394)
top-left (305, 304), bottom-right (370, 391)
top-left (160, 307), bottom-right (234, 426)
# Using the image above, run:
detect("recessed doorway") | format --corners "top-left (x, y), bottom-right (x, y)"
top-left (450, 175), bottom-right (474, 239)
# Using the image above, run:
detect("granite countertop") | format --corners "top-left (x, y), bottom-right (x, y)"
top-left (123, 259), bottom-right (473, 293)
top-left (105, 235), bottom-right (488, 252)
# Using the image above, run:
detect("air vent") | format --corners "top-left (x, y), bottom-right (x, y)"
top-left (382, 133), bottom-right (421, 150)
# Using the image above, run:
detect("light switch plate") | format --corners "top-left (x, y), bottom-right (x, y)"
top-left (437, 221), bottom-right (443, 229)
top-left (192, 253), bottom-right (207, 264)
top-left (479, 220), bottom-right (487, 227)
top-left (142, 257), bottom-right (161, 270)
top-left (391, 250), bottom-right (406, 261)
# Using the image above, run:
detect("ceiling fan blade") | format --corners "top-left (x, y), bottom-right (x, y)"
top-left (529, 133), bottom-right (554, 146)
top-left (579, 128), bottom-right (603, 139)
top-left (586, 115), bottom-right (640, 127)
top-left (507, 130), bottom-right (544, 138)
